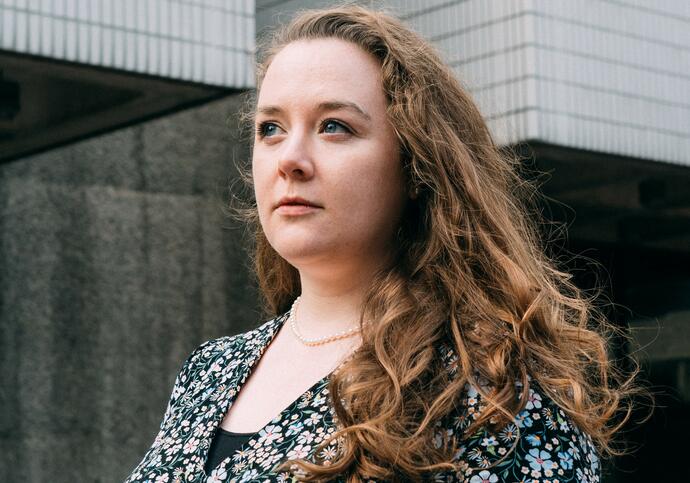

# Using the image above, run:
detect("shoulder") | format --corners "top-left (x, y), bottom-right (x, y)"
top-left (434, 343), bottom-right (600, 482)
top-left (178, 316), bottom-right (283, 375)
top-left (167, 316), bottom-right (284, 399)
top-left (439, 378), bottom-right (601, 482)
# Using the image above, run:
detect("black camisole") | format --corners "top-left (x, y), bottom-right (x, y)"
top-left (204, 427), bottom-right (257, 474)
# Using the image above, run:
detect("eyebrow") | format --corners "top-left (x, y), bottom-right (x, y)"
top-left (255, 100), bottom-right (372, 121)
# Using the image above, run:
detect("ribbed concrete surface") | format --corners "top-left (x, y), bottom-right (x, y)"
top-left (0, 94), bottom-right (261, 482)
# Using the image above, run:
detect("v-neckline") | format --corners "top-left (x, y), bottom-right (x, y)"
top-left (201, 312), bottom-right (340, 478)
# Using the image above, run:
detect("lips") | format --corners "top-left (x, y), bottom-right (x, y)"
top-left (274, 196), bottom-right (322, 210)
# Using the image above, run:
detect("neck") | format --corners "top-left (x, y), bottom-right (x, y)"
top-left (292, 266), bottom-right (373, 338)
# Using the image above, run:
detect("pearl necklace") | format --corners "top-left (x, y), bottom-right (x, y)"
top-left (288, 296), bottom-right (362, 346)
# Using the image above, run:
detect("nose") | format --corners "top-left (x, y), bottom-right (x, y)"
top-left (277, 130), bottom-right (315, 181)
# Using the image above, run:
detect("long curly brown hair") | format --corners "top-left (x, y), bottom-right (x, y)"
top-left (233, 4), bottom-right (649, 481)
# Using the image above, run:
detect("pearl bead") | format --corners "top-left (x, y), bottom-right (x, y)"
top-left (288, 296), bottom-right (362, 346)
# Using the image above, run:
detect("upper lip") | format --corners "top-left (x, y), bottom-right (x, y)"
top-left (274, 196), bottom-right (323, 209)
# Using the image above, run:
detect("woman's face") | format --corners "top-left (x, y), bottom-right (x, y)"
top-left (252, 38), bottom-right (408, 271)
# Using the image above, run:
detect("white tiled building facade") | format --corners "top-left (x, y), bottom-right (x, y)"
top-left (0, 0), bottom-right (255, 87)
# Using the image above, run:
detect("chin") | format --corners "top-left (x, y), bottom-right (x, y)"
top-left (271, 239), bottom-right (337, 265)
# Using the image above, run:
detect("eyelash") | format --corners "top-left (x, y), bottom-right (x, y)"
top-left (255, 119), bottom-right (352, 138)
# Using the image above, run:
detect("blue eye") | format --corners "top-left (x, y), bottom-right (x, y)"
top-left (321, 120), bottom-right (351, 134)
top-left (256, 120), bottom-right (352, 138)
top-left (256, 122), bottom-right (282, 138)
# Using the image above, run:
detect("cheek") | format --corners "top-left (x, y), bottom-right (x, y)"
top-left (336, 147), bottom-right (404, 217)
top-left (251, 155), bottom-right (267, 197)
top-left (368, 141), bottom-right (405, 198)
top-left (251, 160), bottom-right (272, 225)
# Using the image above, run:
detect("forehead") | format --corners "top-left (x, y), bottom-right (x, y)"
top-left (257, 38), bottom-right (386, 110)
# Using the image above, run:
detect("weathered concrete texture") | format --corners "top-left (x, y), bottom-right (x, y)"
top-left (0, 95), bottom-right (262, 482)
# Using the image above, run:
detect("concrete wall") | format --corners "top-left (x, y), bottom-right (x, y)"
top-left (0, 94), bottom-right (261, 482)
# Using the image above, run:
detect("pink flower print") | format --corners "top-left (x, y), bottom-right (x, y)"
top-left (257, 425), bottom-right (282, 445)
top-left (525, 390), bottom-right (542, 410)
top-left (182, 437), bottom-right (199, 454)
top-left (287, 444), bottom-right (311, 459)
top-left (469, 470), bottom-right (498, 483)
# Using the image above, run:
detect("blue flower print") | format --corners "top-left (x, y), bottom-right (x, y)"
top-left (589, 449), bottom-right (600, 473)
top-left (515, 410), bottom-right (534, 429)
top-left (238, 468), bottom-right (259, 482)
top-left (481, 436), bottom-right (497, 447)
top-left (525, 434), bottom-right (542, 447)
top-left (526, 448), bottom-right (555, 472)
top-left (285, 421), bottom-right (304, 436)
top-left (558, 450), bottom-right (574, 470)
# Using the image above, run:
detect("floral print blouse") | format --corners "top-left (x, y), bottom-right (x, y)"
top-left (124, 312), bottom-right (601, 482)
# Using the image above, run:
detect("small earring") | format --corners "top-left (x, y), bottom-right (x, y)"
top-left (410, 186), bottom-right (420, 199)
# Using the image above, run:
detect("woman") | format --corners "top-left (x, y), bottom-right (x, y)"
top-left (125, 5), bottom-right (642, 482)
